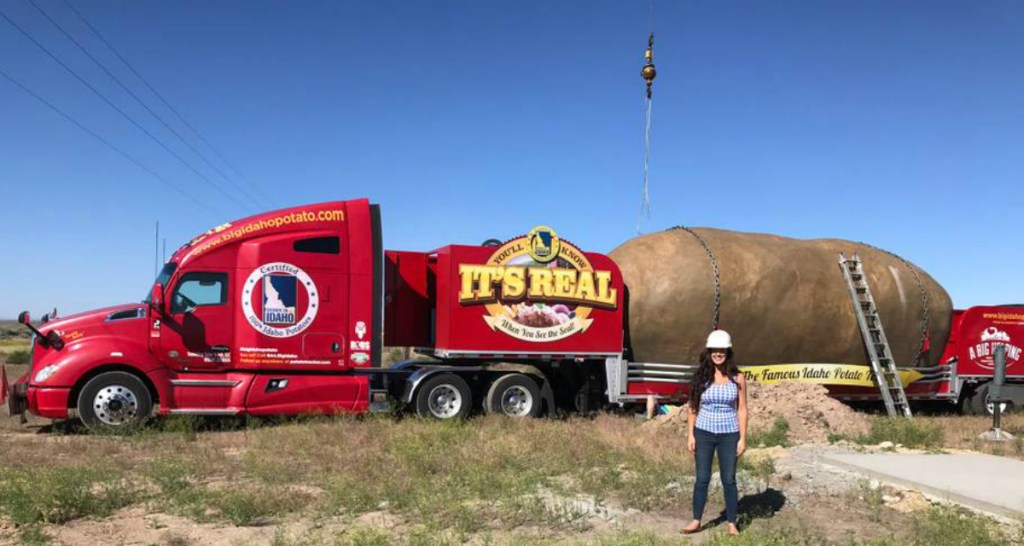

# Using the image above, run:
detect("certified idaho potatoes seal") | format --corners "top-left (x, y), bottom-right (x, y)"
top-left (242, 262), bottom-right (319, 338)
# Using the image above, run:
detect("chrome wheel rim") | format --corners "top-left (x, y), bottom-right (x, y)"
top-left (986, 398), bottom-right (1009, 415)
top-left (500, 386), bottom-right (533, 417)
top-left (427, 385), bottom-right (462, 418)
top-left (93, 384), bottom-right (139, 426)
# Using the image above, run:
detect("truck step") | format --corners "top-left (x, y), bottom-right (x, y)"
top-left (369, 389), bottom-right (390, 413)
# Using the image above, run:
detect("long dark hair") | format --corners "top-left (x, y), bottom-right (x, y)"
top-left (688, 348), bottom-right (740, 413)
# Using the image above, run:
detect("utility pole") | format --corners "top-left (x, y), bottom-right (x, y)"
top-left (154, 221), bottom-right (159, 276)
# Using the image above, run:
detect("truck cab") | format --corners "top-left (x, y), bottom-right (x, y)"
top-left (7, 199), bottom-right (384, 426)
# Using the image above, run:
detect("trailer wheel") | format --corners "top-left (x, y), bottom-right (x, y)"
top-left (77, 372), bottom-right (152, 430)
top-left (415, 373), bottom-right (472, 420)
top-left (484, 374), bottom-right (542, 418)
top-left (962, 383), bottom-right (1010, 415)
top-left (969, 383), bottom-right (1012, 416)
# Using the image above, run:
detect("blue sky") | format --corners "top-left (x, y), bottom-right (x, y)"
top-left (1, 0), bottom-right (1021, 318)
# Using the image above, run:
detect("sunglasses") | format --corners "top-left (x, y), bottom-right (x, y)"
top-left (709, 349), bottom-right (728, 354)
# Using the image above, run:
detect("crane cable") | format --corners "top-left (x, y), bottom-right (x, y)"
top-left (637, 31), bottom-right (657, 232)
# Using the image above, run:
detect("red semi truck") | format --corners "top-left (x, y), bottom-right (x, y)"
top-left (3, 199), bottom-right (1022, 429)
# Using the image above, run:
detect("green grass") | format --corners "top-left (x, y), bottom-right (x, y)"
top-left (122, 416), bottom-right (691, 530)
top-left (857, 417), bottom-right (944, 449)
top-left (739, 455), bottom-right (777, 491)
top-left (145, 457), bottom-right (197, 498)
top-left (205, 487), bottom-right (314, 526)
top-left (144, 456), bottom-right (313, 525)
top-left (910, 505), bottom-right (1008, 546)
top-left (827, 432), bottom-right (846, 444)
top-left (319, 418), bottom-right (678, 528)
top-left (4, 349), bottom-right (29, 364)
top-left (0, 322), bottom-right (31, 343)
top-left (3, 414), bottom-right (1019, 545)
top-left (0, 338), bottom-right (29, 355)
top-left (853, 479), bottom-right (886, 523)
top-left (17, 525), bottom-right (52, 546)
top-left (0, 466), bottom-right (136, 525)
top-left (748, 417), bottom-right (791, 448)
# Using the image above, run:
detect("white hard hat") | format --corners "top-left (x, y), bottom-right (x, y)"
top-left (706, 330), bottom-right (732, 349)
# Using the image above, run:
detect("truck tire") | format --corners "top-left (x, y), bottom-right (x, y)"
top-left (969, 383), bottom-right (1012, 416)
top-left (77, 372), bottom-right (152, 430)
top-left (961, 386), bottom-right (986, 415)
top-left (484, 373), bottom-right (542, 418)
top-left (415, 373), bottom-right (472, 420)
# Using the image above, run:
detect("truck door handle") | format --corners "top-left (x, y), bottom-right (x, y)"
top-left (210, 345), bottom-right (231, 353)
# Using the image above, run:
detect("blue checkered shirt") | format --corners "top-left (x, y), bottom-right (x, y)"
top-left (695, 381), bottom-right (740, 434)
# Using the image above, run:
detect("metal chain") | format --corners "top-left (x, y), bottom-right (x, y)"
top-left (858, 242), bottom-right (931, 364)
top-left (668, 226), bottom-right (721, 330)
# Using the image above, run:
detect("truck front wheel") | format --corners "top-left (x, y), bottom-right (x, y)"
top-left (415, 373), bottom-right (472, 420)
top-left (484, 374), bottom-right (542, 418)
top-left (77, 372), bottom-right (152, 430)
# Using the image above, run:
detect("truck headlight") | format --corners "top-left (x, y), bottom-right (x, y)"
top-left (34, 364), bottom-right (60, 383)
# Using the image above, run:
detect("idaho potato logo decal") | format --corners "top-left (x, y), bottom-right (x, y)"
top-left (458, 227), bottom-right (617, 342)
top-left (243, 262), bottom-right (319, 338)
top-left (527, 225), bottom-right (559, 264)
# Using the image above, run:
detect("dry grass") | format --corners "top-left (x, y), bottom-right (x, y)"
top-left (915, 413), bottom-right (1024, 458)
top-left (3, 397), bottom-right (1024, 544)
top-left (0, 415), bottom-right (694, 538)
top-left (0, 338), bottom-right (29, 355)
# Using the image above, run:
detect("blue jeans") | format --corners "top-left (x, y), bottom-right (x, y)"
top-left (692, 428), bottom-right (739, 523)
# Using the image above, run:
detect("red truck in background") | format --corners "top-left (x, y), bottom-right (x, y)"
top-left (3, 199), bottom-right (1023, 429)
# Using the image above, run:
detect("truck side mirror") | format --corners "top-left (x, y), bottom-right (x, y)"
top-left (17, 311), bottom-right (30, 325)
top-left (151, 284), bottom-right (165, 314)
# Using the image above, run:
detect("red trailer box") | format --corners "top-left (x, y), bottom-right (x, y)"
top-left (386, 231), bottom-right (625, 360)
top-left (948, 306), bottom-right (1024, 377)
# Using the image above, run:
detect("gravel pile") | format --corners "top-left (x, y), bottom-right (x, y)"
top-left (645, 380), bottom-right (873, 445)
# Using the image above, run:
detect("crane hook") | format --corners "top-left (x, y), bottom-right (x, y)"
top-left (641, 33), bottom-right (656, 99)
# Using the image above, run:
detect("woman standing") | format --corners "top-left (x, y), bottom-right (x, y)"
top-left (682, 330), bottom-right (748, 536)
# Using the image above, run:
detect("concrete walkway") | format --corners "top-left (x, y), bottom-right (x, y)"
top-left (821, 452), bottom-right (1024, 519)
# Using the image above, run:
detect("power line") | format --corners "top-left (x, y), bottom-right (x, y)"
top-left (0, 66), bottom-right (216, 213)
top-left (0, 6), bottom-right (250, 211)
top-left (26, 0), bottom-right (267, 210)
top-left (59, 0), bottom-right (274, 206)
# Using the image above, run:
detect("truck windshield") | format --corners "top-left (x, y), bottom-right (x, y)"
top-left (143, 263), bottom-right (178, 303)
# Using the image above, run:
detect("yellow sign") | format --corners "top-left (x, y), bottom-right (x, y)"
top-left (739, 363), bottom-right (924, 387)
top-left (458, 227), bottom-right (617, 342)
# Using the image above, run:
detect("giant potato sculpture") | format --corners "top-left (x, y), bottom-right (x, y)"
top-left (609, 228), bottom-right (952, 367)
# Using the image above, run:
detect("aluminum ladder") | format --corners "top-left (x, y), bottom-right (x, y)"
top-left (839, 253), bottom-right (913, 418)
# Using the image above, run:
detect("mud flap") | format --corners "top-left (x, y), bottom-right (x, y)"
top-left (540, 374), bottom-right (556, 418)
top-left (3, 366), bottom-right (28, 423)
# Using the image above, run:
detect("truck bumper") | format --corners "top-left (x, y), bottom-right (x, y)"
top-left (26, 386), bottom-right (70, 419)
